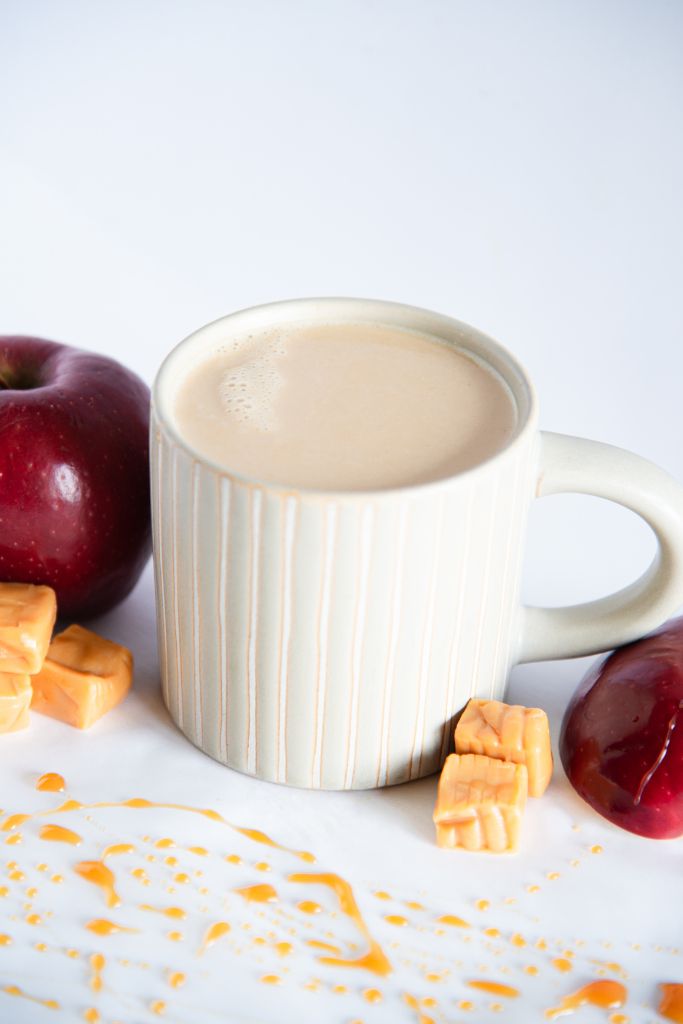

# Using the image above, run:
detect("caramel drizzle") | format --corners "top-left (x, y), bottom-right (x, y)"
top-left (74, 862), bottom-right (120, 908)
top-left (234, 883), bottom-right (278, 904)
top-left (288, 872), bottom-right (392, 977)
top-left (39, 824), bottom-right (82, 846)
top-left (634, 701), bottom-right (682, 805)
top-left (1, 798), bottom-right (314, 862)
top-left (3, 985), bottom-right (59, 1011)
top-left (546, 981), bottom-right (627, 1019)
top-left (467, 980), bottom-right (519, 998)
top-left (35, 773), bottom-right (65, 793)
top-left (86, 919), bottom-right (138, 936)
top-left (198, 921), bottom-right (231, 955)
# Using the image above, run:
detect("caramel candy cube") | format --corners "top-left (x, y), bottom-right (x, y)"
top-left (0, 583), bottom-right (57, 674)
top-left (454, 698), bottom-right (553, 798)
top-left (31, 625), bottom-right (133, 729)
top-left (0, 673), bottom-right (32, 733)
top-left (434, 753), bottom-right (527, 852)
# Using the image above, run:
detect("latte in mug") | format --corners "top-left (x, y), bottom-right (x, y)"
top-left (173, 321), bottom-right (517, 491)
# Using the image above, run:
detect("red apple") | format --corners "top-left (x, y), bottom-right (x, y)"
top-left (560, 618), bottom-right (683, 839)
top-left (0, 336), bottom-right (151, 617)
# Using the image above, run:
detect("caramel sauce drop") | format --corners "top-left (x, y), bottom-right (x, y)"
top-left (5, 832), bottom-right (22, 845)
top-left (3, 984), bottom-right (60, 1011)
top-left (39, 824), bottom-right (82, 846)
top-left (84, 1009), bottom-right (99, 1023)
top-left (89, 953), bottom-right (105, 993)
top-left (545, 980), bottom-right (627, 1019)
top-left (298, 900), bottom-right (322, 914)
top-left (74, 862), bottom-right (120, 908)
top-left (403, 992), bottom-right (436, 1024)
top-left (384, 915), bottom-right (408, 926)
top-left (1, 813), bottom-right (30, 831)
top-left (551, 958), bottom-right (573, 973)
top-left (289, 872), bottom-right (391, 977)
top-left (659, 983), bottom-right (683, 1023)
top-left (306, 940), bottom-right (341, 954)
top-left (363, 988), bottom-right (383, 1003)
top-left (260, 974), bottom-right (281, 985)
top-left (275, 941), bottom-right (293, 957)
top-left (234, 883), bottom-right (278, 904)
top-left (150, 1000), bottom-right (166, 1015)
top-left (36, 773), bottom-right (65, 793)
top-left (139, 905), bottom-right (187, 920)
top-left (188, 846), bottom-right (208, 856)
top-left (86, 919), bottom-right (138, 936)
top-left (0, 934), bottom-right (12, 945)
top-left (467, 980), bottom-right (520, 998)
top-left (102, 844), bottom-right (135, 859)
top-left (199, 921), bottom-right (231, 954)
top-left (437, 914), bottom-right (470, 928)
top-left (167, 971), bottom-right (186, 989)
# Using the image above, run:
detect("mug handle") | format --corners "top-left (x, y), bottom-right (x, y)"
top-left (517, 430), bottom-right (683, 663)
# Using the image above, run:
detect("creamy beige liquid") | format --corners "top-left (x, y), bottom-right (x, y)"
top-left (173, 322), bottom-right (517, 491)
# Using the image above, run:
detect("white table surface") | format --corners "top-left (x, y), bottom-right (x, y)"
top-left (0, 3), bottom-right (681, 1022)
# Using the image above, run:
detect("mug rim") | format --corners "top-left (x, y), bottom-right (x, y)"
top-left (152, 297), bottom-right (539, 500)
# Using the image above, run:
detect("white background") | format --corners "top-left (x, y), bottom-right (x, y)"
top-left (0, 3), bottom-right (682, 1023)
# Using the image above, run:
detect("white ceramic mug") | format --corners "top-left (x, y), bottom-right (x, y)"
top-left (151, 299), bottom-right (683, 789)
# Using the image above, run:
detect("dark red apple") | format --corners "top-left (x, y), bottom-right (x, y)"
top-left (0, 336), bottom-right (151, 617)
top-left (560, 618), bottom-right (683, 839)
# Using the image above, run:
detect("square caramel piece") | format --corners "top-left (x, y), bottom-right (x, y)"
top-left (454, 698), bottom-right (553, 798)
top-left (434, 753), bottom-right (527, 852)
top-left (31, 625), bottom-right (133, 730)
top-left (0, 583), bottom-right (57, 674)
top-left (0, 673), bottom-right (32, 733)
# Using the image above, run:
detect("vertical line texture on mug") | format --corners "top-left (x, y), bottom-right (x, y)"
top-left (312, 503), bottom-right (337, 788)
top-left (246, 488), bottom-right (262, 776)
top-left (490, 455), bottom-right (523, 696)
top-left (171, 445), bottom-right (183, 730)
top-left (470, 475), bottom-right (501, 704)
top-left (276, 496), bottom-right (297, 783)
top-left (377, 504), bottom-right (408, 787)
top-left (440, 486), bottom-right (476, 765)
top-left (154, 432), bottom-right (169, 709)
top-left (413, 495), bottom-right (446, 779)
top-left (217, 475), bottom-right (230, 763)
top-left (191, 461), bottom-right (203, 745)
top-left (346, 504), bottom-right (374, 789)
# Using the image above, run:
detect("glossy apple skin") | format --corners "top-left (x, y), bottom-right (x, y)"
top-left (0, 336), bottom-right (151, 618)
top-left (560, 618), bottom-right (683, 839)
